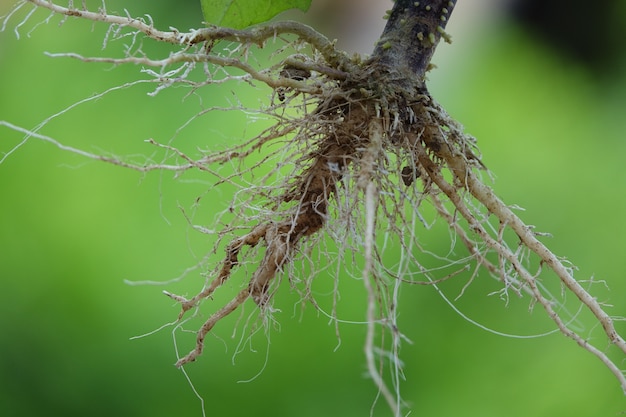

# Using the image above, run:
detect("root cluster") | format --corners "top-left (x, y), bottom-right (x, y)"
top-left (3, 1), bottom-right (626, 415)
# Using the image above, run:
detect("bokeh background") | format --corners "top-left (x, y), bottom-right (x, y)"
top-left (1, 1), bottom-right (625, 416)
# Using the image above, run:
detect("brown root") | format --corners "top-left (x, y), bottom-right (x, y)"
top-left (169, 99), bottom-right (373, 366)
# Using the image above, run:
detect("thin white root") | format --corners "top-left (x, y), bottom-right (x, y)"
top-left (361, 118), bottom-right (401, 416)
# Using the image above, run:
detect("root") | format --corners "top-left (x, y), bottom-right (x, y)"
top-left (4, 1), bottom-right (626, 415)
top-left (168, 107), bottom-right (364, 365)
top-left (411, 100), bottom-right (626, 392)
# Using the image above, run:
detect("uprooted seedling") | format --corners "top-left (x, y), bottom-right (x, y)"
top-left (3, 1), bottom-right (626, 415)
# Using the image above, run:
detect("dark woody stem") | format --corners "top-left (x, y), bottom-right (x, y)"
top-left (371, 0), bottom-right (457, 90)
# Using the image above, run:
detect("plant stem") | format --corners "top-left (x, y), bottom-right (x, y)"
top-left (372, 0), bottom-right (457, 89)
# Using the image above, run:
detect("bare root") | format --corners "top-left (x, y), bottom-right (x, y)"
top-left (3, 1), bottom-right (626, 416)
top-left (410, 102), bottom-right (626, 390)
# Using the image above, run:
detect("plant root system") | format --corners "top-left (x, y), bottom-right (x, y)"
top-left (3, 1), bottom-right (626, 415)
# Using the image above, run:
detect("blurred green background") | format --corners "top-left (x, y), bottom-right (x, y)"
top-left (1, 1), bottom-right (625, 416)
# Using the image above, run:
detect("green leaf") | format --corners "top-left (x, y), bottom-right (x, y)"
top-left (201, 0), bottom-right (311, 29)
